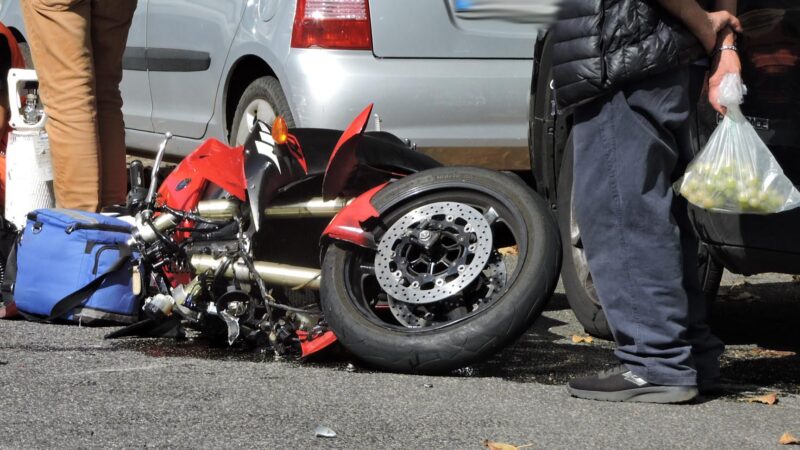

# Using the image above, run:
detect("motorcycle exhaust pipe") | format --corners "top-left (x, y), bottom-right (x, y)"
top-left (191, 254), bottom-right (321, 290)
top-left (196, 199), bottom-right (240, 220)
top-left (264, 197), bottom-right (350, 219)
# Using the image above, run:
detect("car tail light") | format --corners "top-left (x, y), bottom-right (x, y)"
top-left (291, 0), bottom-right (373, 50)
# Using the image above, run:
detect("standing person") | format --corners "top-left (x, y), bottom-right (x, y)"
top-left (551, 0), bottom-right (742, 403)
top-left (21, 0), bottom-right (137, 212)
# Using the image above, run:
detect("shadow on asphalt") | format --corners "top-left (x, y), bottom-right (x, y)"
top-left (111, 283), bottom-right (800, 395)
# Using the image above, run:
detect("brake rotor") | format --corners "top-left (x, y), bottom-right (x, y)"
top-left (374, 201), bottom-right (493, 304)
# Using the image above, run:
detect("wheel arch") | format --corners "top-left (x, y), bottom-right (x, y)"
top-left (223, 54), bottom-right (281, 142)
top-left (529, 30), bottom-right (573, 209)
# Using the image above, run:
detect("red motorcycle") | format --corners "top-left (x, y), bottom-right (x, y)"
top-left (116, 105), bottom-right (561, 374)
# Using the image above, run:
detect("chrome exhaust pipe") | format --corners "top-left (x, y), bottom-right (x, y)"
top-left (196, 199), bottom-right (240, 220)
top-left (191, 254), bottom-right (321, 290)
top-left (264, 197), bottom-right (350, 219)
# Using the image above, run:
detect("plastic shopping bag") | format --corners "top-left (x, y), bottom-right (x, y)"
top-left (676, 73), bottom-right (800, 214)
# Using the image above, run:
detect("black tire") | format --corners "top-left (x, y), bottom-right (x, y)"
top-left (698, 243), bottom-right (724, 317)
top-left (321, 167), bottom-right (561, 374)
top-left (229, 76), bottom-right (295, 146)
top-left (557, 134), bottom-right (723, 340)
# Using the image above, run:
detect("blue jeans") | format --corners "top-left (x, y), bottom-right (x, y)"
top-left (572, 66), bottom-right (724, 386)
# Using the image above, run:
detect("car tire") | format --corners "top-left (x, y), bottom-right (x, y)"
top-left (229, 76), bottom-right (295, 146)
top-left (557, 133), bottom-right (724, 340)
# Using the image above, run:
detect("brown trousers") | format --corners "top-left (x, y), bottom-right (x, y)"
top-left (22, 0), bottom-right (137, 211)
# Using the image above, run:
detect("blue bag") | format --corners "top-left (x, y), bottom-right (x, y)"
top-left (9, 209), bottom-right (140, 324)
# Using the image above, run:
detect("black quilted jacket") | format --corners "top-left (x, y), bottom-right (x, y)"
top-left (552, 0), bottom-right (708, 111)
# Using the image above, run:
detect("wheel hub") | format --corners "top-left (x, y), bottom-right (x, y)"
top-left (387, 257), bottom-right (507, 327)
top-left (374, 202), bottom-right (493, 304)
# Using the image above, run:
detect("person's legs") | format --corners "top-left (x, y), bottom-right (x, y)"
top-left (571, 67), bottom-right (704, 387)
top-left (21, 0), bottom-right (100, 211)
top-left (91, 0), bottom-right (137, 208)
top-left (673, 196), bottom-right (725, 385)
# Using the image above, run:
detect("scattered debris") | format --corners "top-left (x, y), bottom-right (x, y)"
top-left (744, 392), bottom-right (778, 405)
top-left (481, 440), bottom-right (533, 450)
top-left (571, 335), bottom-right (593, 344)
top-left (423, 383), bottom-right (433, 388)
top-left (314, 425), bottom-right (337, 439)
top-left (453, 366), bottom-right (478, 377)
top-left (0, 360), bottom-right (8, 365)
top-left (345, 363), bottom-right (356, 373)
top-left (780, 433), bottom-right (800, 445)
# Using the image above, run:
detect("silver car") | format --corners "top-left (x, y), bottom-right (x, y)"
top-left (1, 0), bottom-right (544, 169)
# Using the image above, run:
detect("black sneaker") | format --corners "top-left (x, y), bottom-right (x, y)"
top-left (567, 364), bottom-right (699, 403)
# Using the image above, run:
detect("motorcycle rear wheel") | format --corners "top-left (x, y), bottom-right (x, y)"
top-left (321, 167), bottom-right (561, 374)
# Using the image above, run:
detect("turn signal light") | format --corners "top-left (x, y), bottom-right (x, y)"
top-left (291, 0), bottom-right (373, 50)
top-left (272, 117), bottom-right (289, 145)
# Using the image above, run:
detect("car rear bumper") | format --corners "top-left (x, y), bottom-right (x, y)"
top-left (691, 206), bottom-right (800, 275)
top-left (282, 49), bottom-right (533, 151)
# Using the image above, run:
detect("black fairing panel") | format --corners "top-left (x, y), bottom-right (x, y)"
top-left (289, 128), bottom-right (441, 177)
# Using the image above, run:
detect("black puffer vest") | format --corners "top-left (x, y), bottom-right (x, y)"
top-left (552, 0), bottom-right (707, 111)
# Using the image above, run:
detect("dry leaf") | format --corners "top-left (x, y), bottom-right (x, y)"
top-left (745, 392), bottom-right (778, 405)
top-left (482, 440), bottom-right (533, 450)
top-left (571, 335), bottom-right (593, 344)
top-left (749, 348), bottom-right (796, 358)
top-left (498, 245), bottom-right (519, 256)
top-left (779, 433), bottom-right (800, 445)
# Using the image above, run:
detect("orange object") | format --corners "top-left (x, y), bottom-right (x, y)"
top-left (271, 116), bottom-right (289, 145)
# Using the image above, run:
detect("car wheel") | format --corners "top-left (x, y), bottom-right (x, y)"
top-left (697, 243), bottom-right (724, 318)
top-left (229, 76), bottom-right (295, 146)
top-left (557, 133), bottom-right (724, 340)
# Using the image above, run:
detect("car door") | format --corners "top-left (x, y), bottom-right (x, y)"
top-left (146, 0), bottom-right (247, 139)
top-left (369, 0), bottom-right (540, 59)
top-left (121, 1), bottom-right (152, 132)
top-left (368, 0), bottom-right (542, 161)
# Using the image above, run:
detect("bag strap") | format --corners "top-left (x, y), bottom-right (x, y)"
top-left (1, 234), bottom-right (20, 307)
top-left (47, 245), bottom-right (132, 322)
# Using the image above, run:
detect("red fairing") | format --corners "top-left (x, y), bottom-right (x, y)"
top-left (326, 103), bottom-right (373, 171)
top-left (321, 104), bottom-right (373, 200)
top-left (159, 139), bottom-right (247, 211)
top-left (322, 183), bottom-right (385, 248)
top-left (298, 330), bottom-right (338, 357)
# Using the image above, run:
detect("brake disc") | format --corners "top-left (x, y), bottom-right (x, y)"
top-left (374, 201), bottom-right (493, 304)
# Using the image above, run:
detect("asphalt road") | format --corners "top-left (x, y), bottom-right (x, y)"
top-left (1, 272), bottom-right (799, 449)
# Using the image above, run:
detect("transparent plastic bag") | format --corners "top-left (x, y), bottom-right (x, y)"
top-left (676, 73), bottom-right (800, 214)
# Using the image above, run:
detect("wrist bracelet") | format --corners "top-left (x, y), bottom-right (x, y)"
top-left (713, 45), bottom-right (738, 58)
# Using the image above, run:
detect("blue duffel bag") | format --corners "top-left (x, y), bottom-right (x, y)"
top-left (7, 209), bottom-right (140, 324)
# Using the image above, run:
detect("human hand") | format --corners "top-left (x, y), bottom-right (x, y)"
top-left (694, 11), bottom-right (743, 54)
top-left (708, 49), bottom-right (742, 115)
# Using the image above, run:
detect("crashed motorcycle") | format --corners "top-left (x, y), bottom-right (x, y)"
top-left (116, 105), bottom-right (561, 373)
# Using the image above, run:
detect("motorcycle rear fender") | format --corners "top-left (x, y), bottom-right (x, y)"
top-left (321, 183), bottom-right (386, 250)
